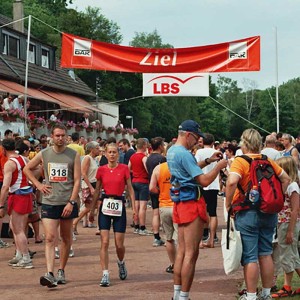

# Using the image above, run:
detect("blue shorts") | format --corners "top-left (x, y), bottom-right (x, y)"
top-left (235, 210), bottom-right (277, 265)
top-left (132, 182), bottom-right (149, 201)
top-left (41, 203), bottom-right (79, 220)
top-left (98, 204), bottom-right (127, 233)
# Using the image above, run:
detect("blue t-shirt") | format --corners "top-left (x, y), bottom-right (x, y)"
top-left (167, 145), bottom-right (203, 188)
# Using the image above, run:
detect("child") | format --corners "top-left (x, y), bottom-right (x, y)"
top-left (272, 156), bottom-right (300, 298)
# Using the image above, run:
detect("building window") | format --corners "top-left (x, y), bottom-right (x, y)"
top-left (1, 33), bottom-right (20, 58)
top-left (41, 48), bottom-right (49, 68)
top-left (28, 43), bottom-right (36, 63)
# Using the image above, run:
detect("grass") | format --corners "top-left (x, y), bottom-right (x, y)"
top-left (236, 273), bottom-right (300, 299)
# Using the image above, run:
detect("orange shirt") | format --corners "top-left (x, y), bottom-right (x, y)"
top-left (230, 154), bottom-right (284, 205)
top-left (157, 162), bottom-right (173, 208)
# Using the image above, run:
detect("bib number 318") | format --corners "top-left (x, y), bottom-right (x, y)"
top-left (102, 198), bottom-right (123, 216)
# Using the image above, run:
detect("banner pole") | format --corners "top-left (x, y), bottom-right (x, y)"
top-left (275, 27), bottom-right (279, 132)
top-left (24, 14), bottom-right (31, 135)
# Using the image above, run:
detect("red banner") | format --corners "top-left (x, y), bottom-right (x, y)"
top-left (61, 33), bottom-right (260, 73)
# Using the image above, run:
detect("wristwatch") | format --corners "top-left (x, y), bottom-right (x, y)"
top-left (69, 200), bottom-right (76, 206)
top-left (205, 158), bottom-right (211, 165)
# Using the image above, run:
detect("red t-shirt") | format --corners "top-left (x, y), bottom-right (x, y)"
top-left (129, 152), bottom-right (148, 184)
top-left (96, 164), bottom-right (130, 196)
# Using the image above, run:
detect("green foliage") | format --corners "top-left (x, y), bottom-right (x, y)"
top-left (1, 1), bottom-right (299, 140)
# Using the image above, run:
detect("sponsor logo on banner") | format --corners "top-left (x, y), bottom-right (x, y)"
top-left (143, 73), bottom-right (209, 97)
top-left (229, 42), bottom-right (247, 59)
top-left (74, 39), bottom-right (92, 56)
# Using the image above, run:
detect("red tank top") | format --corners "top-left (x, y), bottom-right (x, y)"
top-left (130, 152), bottom-right (149, 184)
top-left (9, 156), bottom-right (30, 193)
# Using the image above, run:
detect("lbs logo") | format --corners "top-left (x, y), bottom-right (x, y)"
top-left (229, 41), bottom-right (247, 59)
top-left (74, 39), bottom-right (92, 57)
top-left (143, 73), bottom-right (209, 97)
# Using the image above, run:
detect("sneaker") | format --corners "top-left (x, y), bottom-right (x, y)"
top-left (272, 285), bottom-right (292, 298)
top-left (29, 250), bottom-right (36, 259)
top-left (238, 295), bottom-right (247, 300)
top-left (133, 228), bottom-right (139, 234)
top-left (165, 264), bottom-right (174, 274)
top-left (99, 273), bottom-right (110, 287)
top-left (40, 272), bottom-right (58, 288)
top-left (55, 249), bottom-right (60, 259)
top-left (257, 292), bottom-right (272, 300)
top-left (153, 238), bottom-right (165, 247)
top-left (57, 269), bottom-right (66, 284)
top-left (117, 261), bottom-right (127, 280)
top-left (0, 239), bottom-right (9, 248)
top-left (214, 236), bottom-right (219, 244)
top-left (69, 249), bottom-right (75, 257)
top-left (8, 256), bottom-right (21, 266)
top-left (139, 229), bottom-right (153, 236)
top-left (12, 258), bottom-right (34, 269)
top-left (72, 232), bottom-right (77, 241)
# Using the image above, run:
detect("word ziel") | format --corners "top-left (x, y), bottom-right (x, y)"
top-left (140, 52), bottom-right (177, 66)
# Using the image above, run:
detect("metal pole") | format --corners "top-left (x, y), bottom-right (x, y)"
top-left (275, 27), bottom-right (279, 132)
top-left (24, 14), bottom-right (31, 134)
top-left (131, 117), bottom-right (133, 129)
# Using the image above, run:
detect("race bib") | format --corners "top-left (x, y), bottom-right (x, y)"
top-left (102, 198), bottom-right (123, 217)
top-left (48, 163), bottom-right (68, 182)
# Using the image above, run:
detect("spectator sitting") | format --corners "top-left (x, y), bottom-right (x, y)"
top-left (49, 110), bottom-right (59, 121)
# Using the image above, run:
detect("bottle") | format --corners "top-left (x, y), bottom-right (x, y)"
top-left (249, 185), bottom-right (260, 203)
top-left (170, 182), bottom-right (180, 202)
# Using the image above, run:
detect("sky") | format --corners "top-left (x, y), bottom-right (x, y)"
top-left (69, 0), bottom-right (300, 91)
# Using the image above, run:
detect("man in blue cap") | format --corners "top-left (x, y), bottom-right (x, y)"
top-left (167, 120), bottom-right (227, 300)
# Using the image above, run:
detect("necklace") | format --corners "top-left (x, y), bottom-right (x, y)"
top-left (108, 163), bottom-right (118, 173)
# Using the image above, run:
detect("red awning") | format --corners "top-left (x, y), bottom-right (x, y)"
top-left (0, 79), bottom-right (115, 116)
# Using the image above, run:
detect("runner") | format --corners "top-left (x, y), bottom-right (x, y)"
top-left (89, 143), bottom-right (136, 287)
top-left (24, 124), bottom-right (81, 288)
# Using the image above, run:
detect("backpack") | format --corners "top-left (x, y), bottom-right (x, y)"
top-left (233, 154), bottom-right (284, 214)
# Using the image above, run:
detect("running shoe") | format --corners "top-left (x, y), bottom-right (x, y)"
top-left (117, 261), bottom-right (127, 280)
top-left (0, 239), bottom-right (9, 248)
top-left (99, 273), bottom-right (110, 287)
top-left (72, 232), bottom-right (77, 241)
top-left (55, 249), bottom-right (60, 259)
top-left (8, 256), bottom-right (21, 266)
top-left (153, 238), bottom-right (165, 247)
top-left (29, 250), bottom-right (36, 259)
top-left (40, 272), bottom-right (58, 288)
top-left (256, 292), bottom-right (272, 300)
top-left (165, 264), bottom-right (174, 274)
top-left (133, 228), bottom-right (139, 234)
top-left (12, 258), bottom-right (34, 269)
top-left (57, 269), bottom-right (66, 284)
top-left (69, 248), bottom-right (75, 257)
top-left (139, 229), bottom-right (153, 236)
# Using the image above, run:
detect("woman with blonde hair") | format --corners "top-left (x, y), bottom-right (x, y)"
top-left (226, 128), bottom-right (290, 300)
top-left (73, 141), bottom-right (100, 234)
top-left (272, 156), bottom-right (300, 297)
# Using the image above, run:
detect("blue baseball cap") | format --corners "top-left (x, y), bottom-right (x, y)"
top-left (178, 120), bottom-right (205, 138)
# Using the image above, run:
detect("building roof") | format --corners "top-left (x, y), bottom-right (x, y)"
top-left (0, 55), bottom-right (95, 98)
top-left (0, 13), bottom-right (95, 99)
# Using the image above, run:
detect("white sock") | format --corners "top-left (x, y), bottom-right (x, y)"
top-left (261, 288), bottom-right (271, 297)
top-left (22, 253), bottom-right (31, 262)
top-left (173, 285), bottom-right (181, 300)
top-left (103, 270), bottom-right (109, 275)
top-left (55, 247), bottom-right (59, 251)
top-left (16, 250), bottom-right (22, 259)
top-left (246, 292), bottom-right (257, 300)
top-left (118, 259), bottom-right (124, 264)
top-left (179, 291), bottom-right (189, 300)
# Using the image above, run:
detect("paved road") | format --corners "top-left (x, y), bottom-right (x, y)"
top-left (0, 198), bottom-right (243, 299)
